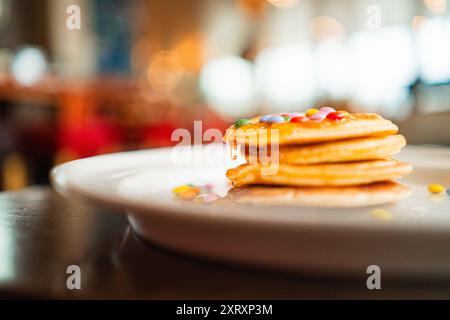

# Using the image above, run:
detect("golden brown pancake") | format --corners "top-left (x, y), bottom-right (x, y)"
top-left (226, 159), bottom-right (412, 187)
top-left (225, 113), bottom-right (398, 147)
top-left (226, 181), bottom-right (411, 207)
top-left (243, 135), bottom-right (406, 165)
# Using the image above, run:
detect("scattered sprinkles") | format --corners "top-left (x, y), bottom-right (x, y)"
top-left (177, 187), bottom-right (201, 200)
top-left (370, 208), bottom-right (392, 221)
top-left (172, 185), bottom-right (191, 194)
top-left (172, 184), bottom-right (220, 204)
top-left (428, 184), bottom-right (445, 194)
top-left (194, 193), bottom-right (221, 204)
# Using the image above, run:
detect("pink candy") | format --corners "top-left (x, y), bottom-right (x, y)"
top-left (203, 193), bottom-right (220, 204)
top-left (320, 106), bottom-right (336, 114)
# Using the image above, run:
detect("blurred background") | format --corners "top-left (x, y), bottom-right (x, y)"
top-left (0, 0), bottom-right (449, 191)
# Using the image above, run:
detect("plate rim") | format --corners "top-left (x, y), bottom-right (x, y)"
top-left (51, 144), bottom-right (450, 234)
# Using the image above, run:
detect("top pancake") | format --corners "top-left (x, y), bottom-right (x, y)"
top-left (225, 113), bottom-right (398, 147)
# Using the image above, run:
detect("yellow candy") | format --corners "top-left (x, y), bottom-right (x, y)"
top-left (179, 187), bottom-right (201, 200)
top-left (428, 184), bottom-right (445, 194)
top-left (306, 108), bottom-right (319, 117)
top-left (370, 208), bottom-right (392, 221)
top-left (172, 185), bottom-right (191, 194)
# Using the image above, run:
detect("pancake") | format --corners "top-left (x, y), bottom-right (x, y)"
top-left (226, 181), bottom-right (411, 207)
top-left (225, 113), bottom-right (398, 147)
top-left (226, 159), bottom-right (412, 187)
top-left (243, 135), bottom-right (406, 165)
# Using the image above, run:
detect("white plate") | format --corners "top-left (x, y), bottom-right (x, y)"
top-left (51, 144), bottom-right (450, 278)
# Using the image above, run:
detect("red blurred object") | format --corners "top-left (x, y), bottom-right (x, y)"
top-left (290, 116), bottom-right (307, 123)
top-left (326, 111), bottom-right (346, 120)
top-left (58, 116), bottom-right (122, 158)
top-left (141, 122), bottom-right (177, 148)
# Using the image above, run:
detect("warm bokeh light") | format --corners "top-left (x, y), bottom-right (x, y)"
top-left (412, 15), bottom-right (429, 30)
top-left (2, 152), bottom-right (27, 190)
top-left (424, 0), bottom-right (447, 14)
top-left (267, 0), bottom-right (298, 9)
top-left (311, 16), bottom-right (346, 42)
top-left (238, 0), bottom-right (267, 18)
top-left (174, 34), bottom-right (204, 73)
top-left (146, 51), bottom-right (183, 92)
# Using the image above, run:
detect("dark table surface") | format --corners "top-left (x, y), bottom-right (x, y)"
top-left (0, 186), bottom-right (449, 299)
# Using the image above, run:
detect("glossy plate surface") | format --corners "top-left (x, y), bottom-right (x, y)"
top-left (52, 145), bottom-right (450, 277)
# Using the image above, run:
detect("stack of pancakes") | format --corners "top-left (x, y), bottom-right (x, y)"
top-left (224, 112), bottom-right (412, 207)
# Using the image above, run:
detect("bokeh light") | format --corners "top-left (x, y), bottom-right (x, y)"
top-left (311, 16), bottom-right (346, 42)
top-left (11, 47), bottom-right (47, 86)
top-left (267, 0), bottom-right (299, 9)
top-left (417, 18), bottom-right (450, 84)
top-left (349, 26), bottom-right (417, 114)
top-left (174, 34), bottom-right (204, 72)
top-left (146, 50), bottom-right (183, 92)
top-left (256, 45), bottom-right (316, 111)
top-left (316, 39), bottom-right (351, 100)
top-left (200, 55), bottom-right (256, 117)
top-left (424, 0), bottom-right (447, 14)
top-left (412, 15), bottom-right (429, 30)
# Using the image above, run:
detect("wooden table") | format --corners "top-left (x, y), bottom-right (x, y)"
top-left (0, 186), bottom-right (448, 299)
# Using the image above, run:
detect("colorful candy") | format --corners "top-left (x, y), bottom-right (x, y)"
top-left (173, 184), bottom-right (220, 204)
top-left (259, 115), bottom-right (272, 122)
top-left (319, 106), bottom-right (336, 113)
top-left (308, 111), bottom-right (328, 121)
top-left (290, 116), bottom-right (307, 123)
top-left (172, 185), bottom-right (191, 194)
top-left (326, 111), bottom-right (347, 120)
top-left (178, 187), bottom-right (201, 200)
top-left (266, 115), bottom-right (286, 123)
top-left (428, 184), bottom-right (445, 194)
top-left (234, 118), bottom-right (251, 128)
top-left (172, 184), bottom-right (201, 200)
top-left (203, 184), bottom-right (214, 193)
top-left (259, 108), bottom-right (349, 124)
top-left (305, 108), bottom-right (319, 117)
top-left (202, 193), bottom-right (221, 204)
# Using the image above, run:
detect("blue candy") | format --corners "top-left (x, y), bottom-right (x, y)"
top-left (259, 115), bottom-right (272, 122)
top-left (266, 115), bottom-right (286, 123)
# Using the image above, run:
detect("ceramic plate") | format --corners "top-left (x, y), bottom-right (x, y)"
top-left (51, 144), bottom-right (450, 278)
